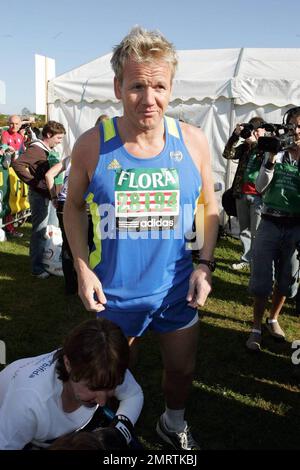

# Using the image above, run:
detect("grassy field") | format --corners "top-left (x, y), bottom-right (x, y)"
top-left (0, 224), bottom-right (299, 450)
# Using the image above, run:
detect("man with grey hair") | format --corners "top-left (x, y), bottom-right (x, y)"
top-left (64, 26), bottom-right (219, 450)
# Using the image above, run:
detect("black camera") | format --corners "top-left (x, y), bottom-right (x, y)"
top-left (19, 123), bottom-right (31, 131)
top-left (257, 123), bottom-right (295, 153)
top-left (0, 146), bottom-right (15, 169)
top-left (240, 123), bottom-right (254, 139)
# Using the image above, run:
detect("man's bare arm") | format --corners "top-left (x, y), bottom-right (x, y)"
top-left (182, 124), bottom-right (219, 307)
top-left (63, 127), bottom-right (107, 312)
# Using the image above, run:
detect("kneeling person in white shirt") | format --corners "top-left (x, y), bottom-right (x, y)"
top-left (0, 318), bottom-right (144, 450)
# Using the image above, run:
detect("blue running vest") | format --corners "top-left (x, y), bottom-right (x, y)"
top-left (85, 117), bottom-right (202, 312)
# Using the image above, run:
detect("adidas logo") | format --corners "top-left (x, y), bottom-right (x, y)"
top-left (107, 159), bottom-right (121, 169)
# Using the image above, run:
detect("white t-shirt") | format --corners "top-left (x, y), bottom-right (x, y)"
top-left (0, 351), bottom-right (143, 450)
top-left (58, 156), bottom-right (71, 202)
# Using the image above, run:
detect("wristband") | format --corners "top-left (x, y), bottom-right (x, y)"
top-left (265, 160), bottom-right (275, 170)
top-left (110, 415), bottom-right (133, 445)
top-left (197, 259), bottom-right (216, 272)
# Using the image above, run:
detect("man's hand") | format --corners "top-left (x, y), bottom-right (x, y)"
top-left (268, 152), bottom-right (277, 164)
top-left (0, 145), bottom-right (14, 155)
top-left (51, 196), bottom-right (59, 209)
top-left (77, 266), bottom-right (107, 312)
top-left (186, 265), bottom-right (212, 308)
top-left (234, 124), bottom-right (243, 136)
top-left (294, 136), bottom-right (300, 149)
top-left (109, 415), bottom-right (134, 446)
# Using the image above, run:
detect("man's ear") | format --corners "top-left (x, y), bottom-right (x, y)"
top-left (114, 77), bottom-right (122, 100)
top-left (63, 355), bottom-right (71, 374)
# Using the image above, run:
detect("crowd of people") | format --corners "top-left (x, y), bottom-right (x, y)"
top-left (0, 26), bottom-right (299, 451)
top-left (0, 115), bottom-right (34, 238)
top-left (222, 110), bottom-right (300, 351)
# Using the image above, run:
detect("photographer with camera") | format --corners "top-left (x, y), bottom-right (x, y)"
top-left (246, 107), bottom-right (300, 351)
top-left (0, 144), bottom-right (15, 169)
top-left (19, 122), bottom-right (38, 148)
top-left (1, 114), bottom-right (26, 238)
top-left (223, 117), bottom-right (266, 270)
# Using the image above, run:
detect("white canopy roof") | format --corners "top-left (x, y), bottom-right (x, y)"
top-left (47, 48), bottom-right (300, 225)
top-left (48, 48), bottom-right (300, 107)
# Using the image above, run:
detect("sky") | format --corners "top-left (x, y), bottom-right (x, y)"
top-left (1, 0), bottom-right (300, 115)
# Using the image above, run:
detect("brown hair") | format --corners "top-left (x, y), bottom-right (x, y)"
top-left (285, 107), bottom-right (300, 124)
top-left (48, 428), bottom-right (127, 450)
top-left (54, 318), bottom-right (129, 390)
top-left (249, 116), bottom-right (265, 130)
top-left (49, 431), bottom-right (104, 450)
top-left (42, 120), bottom-right (66, 138)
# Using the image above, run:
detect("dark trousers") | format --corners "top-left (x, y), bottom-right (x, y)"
top-left (57, 209), bottom-right (77, 295)
top-left (57, 203), bottom-right (94, 295)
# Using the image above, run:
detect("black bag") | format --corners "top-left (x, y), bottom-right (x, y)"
top-left (222, 187), bottom-right (237, 217)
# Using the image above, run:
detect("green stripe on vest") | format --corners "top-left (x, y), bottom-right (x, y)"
top-left (165, 116), bottom-right (180, 139)
top-left (103, 118), bottom-right (116, 142)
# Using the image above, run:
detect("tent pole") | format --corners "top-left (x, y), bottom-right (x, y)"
top-left (76, 80), bottom-right (89, 139)
top-left (46, 80), bottom-right (49, 122)
top-left (226, 47), bottom-right (245, 189)
top-left (223, 47), bottom-right (245, 226)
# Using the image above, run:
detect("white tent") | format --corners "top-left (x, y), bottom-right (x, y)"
top-left (47, 48), bottom-right (300, 211)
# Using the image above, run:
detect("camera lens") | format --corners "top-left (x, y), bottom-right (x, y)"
top-left (240, 123), bottom-right (254, 139)
top-left (240, 128), bottom-right (252, 139)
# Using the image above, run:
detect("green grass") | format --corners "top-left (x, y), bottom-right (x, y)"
top-left (0, 224), bottom-right (299, 449)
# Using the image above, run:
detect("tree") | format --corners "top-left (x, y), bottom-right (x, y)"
top-left (21, 107), bottom-right (31, 117)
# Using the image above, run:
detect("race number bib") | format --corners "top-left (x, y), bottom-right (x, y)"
top-left (115, 168), bottom-right (180, 231)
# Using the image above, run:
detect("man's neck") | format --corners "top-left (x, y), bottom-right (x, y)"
top-left (8, 129), bottom-right (19, 136)
top-left (41, 138), bottom-right (52, 151)
top-left (117, 117), bottom-right (165, 158)
top-left (61, 381), bottom-right (81, 413)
